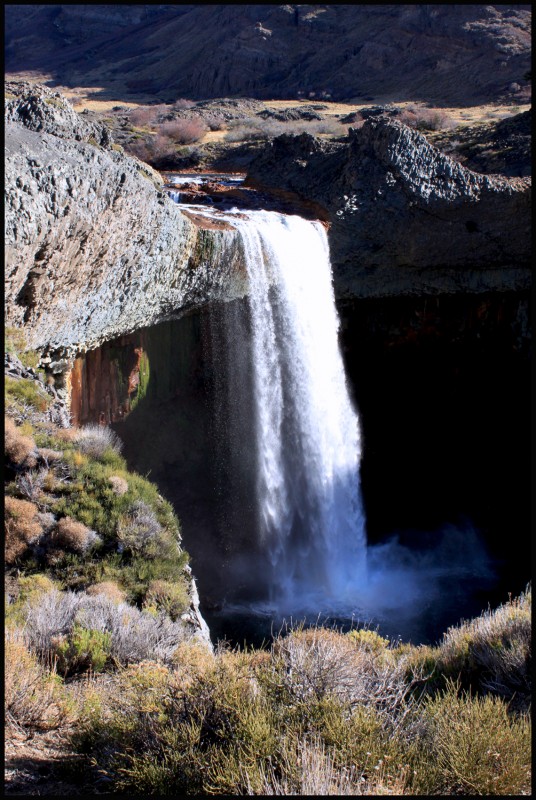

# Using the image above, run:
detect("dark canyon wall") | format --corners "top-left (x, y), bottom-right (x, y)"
top-left (247, 120), bottom-right (531, 298)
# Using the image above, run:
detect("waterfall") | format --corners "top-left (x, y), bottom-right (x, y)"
top-left (212, 209), bottom-right (366, 612)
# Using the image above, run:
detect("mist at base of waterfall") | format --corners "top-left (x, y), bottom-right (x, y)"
top-left (202, 520), bottom-right (499, 647)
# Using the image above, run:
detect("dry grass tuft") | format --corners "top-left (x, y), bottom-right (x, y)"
top-left (5, 628), bottom-right (73, 734)
top-left (5, 415), bottom-right (38, 467)
top-left (108, 475), bottom-right (129, 495)
top-left (5, 496), bottom-right (43, 564)
top-left (86, 581), bottom-right (127, 604)
top-left (52, 516), bottom-right (96, 554)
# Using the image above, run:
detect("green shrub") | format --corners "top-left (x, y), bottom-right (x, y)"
top-left (54, 623), bottom-right (112, 676)
top-left (143, 579), bottom-right (189, 620)
top-left (347, 627), bottom-right (390, 654)
top-left (413, 680), bottom-right (531, 795)
top-left (5, 376), bottom-right (50, 412)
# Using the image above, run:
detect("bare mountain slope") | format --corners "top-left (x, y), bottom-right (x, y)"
top-left (5, 4), bottom-right (531, 105)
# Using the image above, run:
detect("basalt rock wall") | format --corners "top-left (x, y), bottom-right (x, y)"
top-left (5, 83), bottom-right (246, 362)
top-left (246, 120), bottom-right (531, 298)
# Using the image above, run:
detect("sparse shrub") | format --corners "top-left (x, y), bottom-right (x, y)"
top-left (5, 496), bottom-right (43, 564)
top-left (75, 424), bottom-right (123, 459)
top-left (130, 106), bottom-right (157, 127)
top-left (24, 590), bottom-right (190, 670)
top-left (403, 587), bottom-right (532, 708)
top-left (37, 447), bottom-right (63, 465)
top-left (53, 516), bottom-right (99, 554)
top-left (436, 587), bottom-right (531, 703)
top-left (204, 112), bottom-right (227, 131)
top-left (269, 626), bottom-right (411, 719)
top-left (172, 98), bottom-right (196, 110)
top-left (54, 427), bottom-right (79, 443)
top-left (126, 135), bottom-right (177, 163)
top-left (117, 499), bottom-right (164, 554)
top-left (158, 117), bottom-right (207, 144)
top-left (16, 467), bottom-right (49, 503)
top-left (414, 680), bottom-right (532, 795)
top-left (254, 733), bottom-right (409, 795)
top-left (144, 579), bottom-right (189, 620)
top-left (399, 105), bottom-right (455, 132)
top-left (5, 415), bottom-right (38, 466)
top-left (5, 628), bottom-right (72, 733)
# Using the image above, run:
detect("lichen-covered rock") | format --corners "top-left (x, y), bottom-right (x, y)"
top-left (247, 119), bottom-right (531, 297)
top-left (5, 83), bottom-right (245, 358)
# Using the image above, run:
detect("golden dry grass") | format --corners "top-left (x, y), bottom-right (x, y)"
top-left (5, 416), bottom-right (37, 466)
top-left (52, 517), bottom-right (93, 554)
top-left (5, 496), bottom-right (42, 564)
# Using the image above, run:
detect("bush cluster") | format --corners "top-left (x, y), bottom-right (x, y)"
top-left (23, 589), bottom-right (192, 675)
top-left (398, 105), bottom-right (456, 132)
top-left (69, 596), bottom-right (531, 796)
top-left (224, 115), bottom-right (344, 142)
top-left (5, 413), bottom-right (189, 615)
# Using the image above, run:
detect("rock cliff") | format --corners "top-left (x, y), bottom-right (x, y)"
top-left (5, 83), bottom-right (245, 359)
top-left (247, 120), bottom-right (531, 297)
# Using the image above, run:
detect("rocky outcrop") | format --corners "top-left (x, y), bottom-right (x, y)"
top-left (5, 83), bottom-right (246, 359)
top-left (247, 120), bottom-right (531, 297)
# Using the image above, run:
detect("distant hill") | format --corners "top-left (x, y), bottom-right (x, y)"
top-left (5, 4), bottom-right (531, 105)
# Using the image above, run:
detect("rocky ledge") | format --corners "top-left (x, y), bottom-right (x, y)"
top-left (5, 82), bottom-right (246, 360)
top-left (246, 120), bottom-right (531, 297)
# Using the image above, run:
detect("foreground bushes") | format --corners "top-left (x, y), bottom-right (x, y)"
top-left (70, 607), bottom-right (530, 796)
top-left (4, 580), bottom-right (531, 795)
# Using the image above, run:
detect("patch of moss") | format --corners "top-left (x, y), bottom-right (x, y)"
top-left (5, 376), bottom-right (50, 412)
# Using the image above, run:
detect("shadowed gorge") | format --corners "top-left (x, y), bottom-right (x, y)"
top-left (71, 288), bottom-right (530, 645)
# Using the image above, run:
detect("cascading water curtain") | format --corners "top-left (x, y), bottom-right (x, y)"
top-left (228, 210), bottom-right (367, 611)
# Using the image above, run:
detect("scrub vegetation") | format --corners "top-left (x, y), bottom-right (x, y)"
top-left (5, 588), bottom-right (531, 795)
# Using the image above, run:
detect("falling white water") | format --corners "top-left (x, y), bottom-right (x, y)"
top-left (221, 209), bottom-right (367, 610)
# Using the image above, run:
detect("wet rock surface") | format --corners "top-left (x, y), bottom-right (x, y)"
top-left (247, 119), bottom-right (531, 297)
